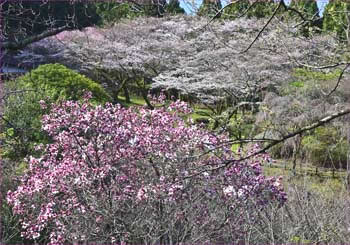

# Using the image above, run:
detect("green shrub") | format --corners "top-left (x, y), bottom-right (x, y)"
top-left (18, 63), bottom-right (111, 103)
top-left (2, 64), bottom-right (110, 162)
top-left (301, 126), bottom-right (348, 169)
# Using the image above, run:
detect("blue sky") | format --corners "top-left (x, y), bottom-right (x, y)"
top-left (180, 0), bottom-right (330, 17)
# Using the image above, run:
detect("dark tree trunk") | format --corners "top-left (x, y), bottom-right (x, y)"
top-left (123, 86), bottom-right (131, 104)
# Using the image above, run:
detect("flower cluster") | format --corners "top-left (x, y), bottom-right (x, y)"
top-left (7, 98), bottom-right (286, 244)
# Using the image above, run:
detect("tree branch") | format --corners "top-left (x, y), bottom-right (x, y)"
top-left (225, 108), bottom-right (350, 166)
top-left (183, 108), bottom-right (350, 180)
top-left (2, 25), bottom-right (70, 50)
top-left (241, 0), bottom-right (283, 53)
top-left (327, 63), bottom-right (350, 97)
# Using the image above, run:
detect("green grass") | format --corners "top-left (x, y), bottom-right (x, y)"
top-left (282, 67), bottom-right (343, 96)
top-left (292, 68), bottom-right (342, 81)
top-left (263, 159), bottom-right (348, 196)
top-left (289, 81), bottom-right (305, 88)
top-left (118, 95), bottom-right (147, 107)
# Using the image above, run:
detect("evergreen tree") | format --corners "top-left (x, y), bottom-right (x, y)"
top-left (198, 0), bottom-right (222, 18)
top-left (323, 0), bottom-right (350, 43)
top-left (288, 0), bottom-right (320, 37)
top-left (165, 0), bottom-right (185, 15)
top-left (223, 0), bottom-right (276, 20)
top-left (289, 0), bottom-right (319, 19)
top-left (95, 2), bottom-right (142, 26)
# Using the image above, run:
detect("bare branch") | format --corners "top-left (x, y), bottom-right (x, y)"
top-left (205, 0), bottom-right (242, 27)
top-left (241, 0), bottom-right (282, 53)
top-left (227, 108), bottom-right (350, 165)
top-left (185, 108), bottom-right (350, 179)
top-left (2, 25), bottom-right (69, 50)
top-left (291, 59), bottom-right (349, 70)
top-left (327, 63), bottom-right (350, 97)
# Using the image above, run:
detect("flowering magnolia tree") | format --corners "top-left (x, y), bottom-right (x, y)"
top-left (7, 94), bottom-right (286, 244)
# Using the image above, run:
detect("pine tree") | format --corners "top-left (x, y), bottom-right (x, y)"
top-left (223, 0), bottom-right (276, 20)
top-left (198, 0), bottom-right (222, 18)
top-left (323, 0), bottom-right (350, 43)
top-left (165, 0), bottom-right (185, 14)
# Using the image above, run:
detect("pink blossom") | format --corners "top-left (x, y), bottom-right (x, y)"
top-left (7, 98), bottom-right (286, 244)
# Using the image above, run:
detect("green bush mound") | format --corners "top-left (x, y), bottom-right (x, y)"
top-left (18, 63), bottom-right (111, 103)
top-left (2, 63), bottom-right (111, 162)
top-left (302, 126), bottom-right (349, 169)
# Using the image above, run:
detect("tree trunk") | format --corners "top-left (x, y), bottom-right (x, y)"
top-left (141, 89), bottom-right (154, 110)
top-left (124, 86), bottom-right (131, 103)
top-left (292, 134), bottom-right (302, 172)
top-left (346, 127), bottom-right (350, 191)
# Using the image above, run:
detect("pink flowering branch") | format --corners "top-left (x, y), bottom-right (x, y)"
top-left (7, 98), bottom-right (286, 244)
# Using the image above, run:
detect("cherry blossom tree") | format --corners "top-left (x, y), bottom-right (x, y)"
top-left (12, 14), bottom-right (339, 105)
top-left (7, 94), bottom-right (286, 244)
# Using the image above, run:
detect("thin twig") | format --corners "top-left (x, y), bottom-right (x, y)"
top-left (327, 63), bottom-right (350, 97)
top-left (240, 0), bottom-right (283, 53)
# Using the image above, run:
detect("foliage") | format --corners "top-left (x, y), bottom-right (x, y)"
top-left (18, 64), bottom-right (110, 103)
top-left (7, 95), bottom-right (286, 244)
top-left (292, 67), bottom-right (342, 81)
top-left (95, 0), bottom-right (185, 26)
top-left (2, 81), bottom-right (49, 162)
top-left (142, 0), bottom-right (167, 17)
top-left (2, 64), bottom-right (110, 162)
top-left (323, 0), bottom-right (350, 42)
top-left (165, 0), bottom-right (185, 15)
top-left (223, 0), bottom-right (276, 19)
top-left (95, 2), bottom-right (142, 25)
top-left (284, 68), bottom-right (343, 99)
top-left (287, 0), bottom-right (320, 37)
top-left (302, 126), bottom-right (349, 169)
top-left (258, 64), bottom-right (350, 162)
top-left (197, 0), bottom-right (222, 18)
top-left (289, 0), bottom-right (319, 19)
